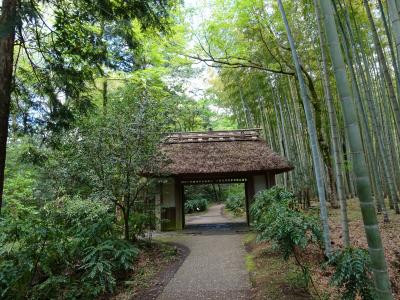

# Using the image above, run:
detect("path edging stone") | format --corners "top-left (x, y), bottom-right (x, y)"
top-left (133, 242), bottom-right (190, 300)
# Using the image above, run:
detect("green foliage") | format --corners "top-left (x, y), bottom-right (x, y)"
top-left (184, 184), bottom-right (221, 203)
top-left (184, 197), bottom-right (208, 214)
top-left (250, 186), bottom-right (322, 294)
top-left (225, 194), bottom-right (245, 216)
top-left (250, 186), bottom-right (322, 260)
top-left (43, 80), bottom-right (170, 240)
top-left (328, 247), bottom-right (376, 300)
top-left (12, 0), bottom-right (178, 136)
top-left (222, 183), bottom-right (246, 216)
top-left (129, 211), bottom-right (156, 240)
top-left (3, 139), bottom-right (43, 205)
top-left (0, 197), bottom-right (139, 299)
top-left (250, 186), bottom-right (297, 224)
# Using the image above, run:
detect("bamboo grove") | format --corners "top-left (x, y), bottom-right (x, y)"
top-left (190, 0), bottom-right (400, 298)
top-left (1, 0), bottom-right (399, 298)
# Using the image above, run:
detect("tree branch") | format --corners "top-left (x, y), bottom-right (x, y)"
top-left (187, 53), bottom-right (295, 76)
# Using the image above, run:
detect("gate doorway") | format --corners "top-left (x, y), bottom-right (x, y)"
top-left (182, 179), bottom-right (248, 229)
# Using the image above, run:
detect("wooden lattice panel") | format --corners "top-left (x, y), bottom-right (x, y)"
top-left (181, 178), bottom-right (248, 185)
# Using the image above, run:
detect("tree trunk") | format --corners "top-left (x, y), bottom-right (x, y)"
top-left (388, 0), bottom-right (400, 68)
top-left (337, 2), bottom-right (394, 219)
top-left (344, 6), bottom-right (390, 220)
top-left (102, 78), bottom-right (108, 113)
top-left (239, 87), bottom-right (252, 128)
top-left (123, 208), bottom-right (130, 241)
top-left (377, 0), bottom-right (400, 96)
top-left (363, 0), bottom-right (400, 148)
top-left (317, 11), bottom-right (350, 235)
top-left (277, 0), bottom-right (332, 257)
top-left (212, 184), bottom-right (219, 202)
top-left (0, 0), bottom-right (17, 213)
top-left (315, 0), bottom-right (343, 213)
top-left (318, 0), bottom-right (393, 298)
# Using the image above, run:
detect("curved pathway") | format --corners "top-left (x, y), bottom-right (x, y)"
top-left (156, 205), bottom-right (251, 300)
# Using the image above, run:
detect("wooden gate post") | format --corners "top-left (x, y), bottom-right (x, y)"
top-left (175, 178), bottom-right (184, 230)
top-left (245, 176), bottom-right (255, 225)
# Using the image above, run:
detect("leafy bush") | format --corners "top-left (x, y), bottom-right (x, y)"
top-left (129, 211), bottom-right (156, 240)
top-left (328, 247), bottom-right (375, 300)
top-left (250, 186), bottom-right (322, 260)
top-left (43, 82), bottom-right (170, 241)
top-left (185, 184), bottom-right (221, 203)
top-left (253, 201), bottom-right (322, 260)
top-left (3, 139), bottom-right (41, 205)
top-left (250, 186), bottom-right (322, 293)
top-left (184, 197), bottom-right (208, 213)
top-left (0, 197), bottom-right (139, 299)
top-left (250, 186), bottom-right (296, 224)
top-left (225, 194), bottom-right (245, 216)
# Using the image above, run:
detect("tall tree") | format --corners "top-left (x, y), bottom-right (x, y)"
top-left (363, 0), bottom-right (400, 149)
top-left (313, 0), bottom-right (349, 246)
top-left (0, 0), bottom-right (176, 211)
top-left (277, 0), bottom-right (332, 257)
top-left (0, 0), bottom-right (17, 213)
top-left (318, 0), bottom-right (393, 298)
top-left (388, 0), bottom-right (400, 69)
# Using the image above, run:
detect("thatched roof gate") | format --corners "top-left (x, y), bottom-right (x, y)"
top-left (159, 129), bottom-right (293, 177)
top-left (150, 129), bottom-right (293, 231)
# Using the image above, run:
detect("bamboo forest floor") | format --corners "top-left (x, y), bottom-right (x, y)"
top-left (329, 199), bottom-right (400, 298)
top-left (245, 199), bottom-right (400, 299)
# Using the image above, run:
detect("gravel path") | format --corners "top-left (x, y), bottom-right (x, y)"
top-left (157, 205), bottom-right (251, 300)
top-left (185, 203), bottom-right (246, 225)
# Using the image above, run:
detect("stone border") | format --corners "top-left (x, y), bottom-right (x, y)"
top-left (133, 242), bottom-right (190, 300)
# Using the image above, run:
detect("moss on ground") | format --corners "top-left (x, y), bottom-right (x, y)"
top-left (245, 254), bottom-right (256, 273)
top-left (243, 233), bottom-right (313, 299)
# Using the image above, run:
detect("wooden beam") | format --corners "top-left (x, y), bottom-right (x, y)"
top-left (175, 178), bottom-right (183, 230)
top-left (245, 176), bottom-right (255, 225)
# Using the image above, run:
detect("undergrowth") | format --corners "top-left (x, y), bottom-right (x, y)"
top-left (250, 186), bottom-right (378, 300)
top-left (0, 197), bottom-right (139, 299)
top-left (184, 197), bottom-right (208, 213)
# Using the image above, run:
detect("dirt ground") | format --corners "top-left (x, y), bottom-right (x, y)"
top-left (329, 199), bottom-right (400, 298)
top-left (108, 241), bottom-right (188, 300)
top-left (245, 199), bottom-right (400, 299)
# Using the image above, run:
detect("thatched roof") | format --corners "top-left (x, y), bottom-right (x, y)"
top-left (150, 129), bottom-right (293, 177)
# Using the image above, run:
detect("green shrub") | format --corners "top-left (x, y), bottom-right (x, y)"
top-left (80, 239), bottom-right (139, 297)
top-left (250, 186), bottom-right (322, 294)
top-left (129, 211), bottom-right (156, 240)
top-left (185, 185), bottom-right (220, 203)
top-left (253, 202), bottom-right (322, 260)
top-left (225, 194), bottom-right (245, 216)
top-left (250, 186), bottom-right (296, 224)
top-left (184, 197), bottom-right (208, 213)
top-left (328, 247), bottom-right (375, 300)
top-left (250, 186), bottom-right (322, 260)
top-left (3, 139), bottom-right (40, 205)
top-left (0, 197), bottom-right (139, 299)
